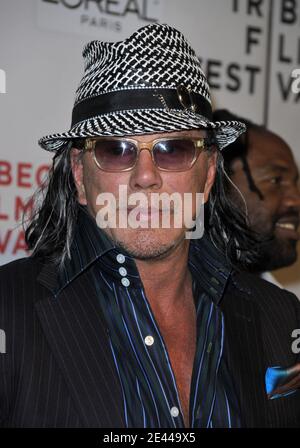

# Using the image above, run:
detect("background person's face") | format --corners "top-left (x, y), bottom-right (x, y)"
top-left (71, 129), bottom-right (217, 260)
top-left (229, 129), bottom-right (300, 271)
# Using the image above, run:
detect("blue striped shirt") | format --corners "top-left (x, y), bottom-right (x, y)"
top-left (57, 206), bottom-right (241, 428)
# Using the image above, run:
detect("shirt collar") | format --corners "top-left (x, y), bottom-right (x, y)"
top-left (56, 205), bottom-right (232, 304)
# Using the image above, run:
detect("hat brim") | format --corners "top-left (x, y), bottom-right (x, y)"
top-left (38, 109), bottom-right (246, 152)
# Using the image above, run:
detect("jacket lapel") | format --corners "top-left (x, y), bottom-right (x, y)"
top-left (220, 272), bottom-right (269, 427)
top-left (36, 263), bottom-right (125, 428)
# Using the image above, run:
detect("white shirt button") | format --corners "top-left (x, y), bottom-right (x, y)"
top-left (144, 335), bottom-right (154, 346)
top-left (118, 267), bottom-right (127, 277)
top-left (170, 406), bottom-right (179, 417)
top-left (116, 254), bottom-right (125, 264)
top-left (121, 277), bottom-right (130, 287)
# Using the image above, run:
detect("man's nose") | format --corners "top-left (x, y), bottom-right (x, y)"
top-left (129, 148), bottom-right (163, 191)
top-left (284, 184), bottom-right (300, 210)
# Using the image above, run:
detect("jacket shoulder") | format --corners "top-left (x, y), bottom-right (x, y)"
top-left (0, 257), bottom-right (46, 307)
top-left (0, 256), bottom-right (42, 275)
top-left (231, 270), bottom-right (300, 309)
top-left (229, 270), bottom-right (300, 347)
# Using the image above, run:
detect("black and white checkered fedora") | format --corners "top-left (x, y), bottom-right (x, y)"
top-left (39, 23), bottom-right (245, 152)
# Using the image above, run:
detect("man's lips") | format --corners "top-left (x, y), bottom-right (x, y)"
top-left (124, 207), bottom-right (172, 214)
top-left (128, 208), bottom-right (170, 219)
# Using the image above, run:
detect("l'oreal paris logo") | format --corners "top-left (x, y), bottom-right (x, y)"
top-left (42, 0), bottom-right (161, 22)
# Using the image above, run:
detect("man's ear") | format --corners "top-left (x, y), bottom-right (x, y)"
top-left (70, 148), bottom-right (87, 205)
top-left (203, 150), bottom-right (217, 203)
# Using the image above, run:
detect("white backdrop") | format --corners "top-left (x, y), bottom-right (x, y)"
top-left (0, 0), bottom-right (299, 294)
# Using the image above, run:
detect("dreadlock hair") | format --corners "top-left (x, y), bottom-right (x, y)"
top-left (212, 109), bottom-right (265, 200)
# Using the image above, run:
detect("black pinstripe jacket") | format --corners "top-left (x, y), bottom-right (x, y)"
top-left (0, 243), bottom-right (299, 427)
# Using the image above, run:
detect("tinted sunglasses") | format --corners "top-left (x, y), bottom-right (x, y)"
top-left (81, 136), bottom-right (215, 172)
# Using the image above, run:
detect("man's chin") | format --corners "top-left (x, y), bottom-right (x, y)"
top-left (107, 227), bottom-right (186, 261)
top-left (252, 237), bottom-right (298, 272)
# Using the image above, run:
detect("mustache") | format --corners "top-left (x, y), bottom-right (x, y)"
top-left (116, 198), bottom-right (178, 213)
top-left (273, 210), bottom-right (300, 225)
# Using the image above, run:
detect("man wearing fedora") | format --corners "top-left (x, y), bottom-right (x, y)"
top-left (0, 23), bottom-right (299, 428)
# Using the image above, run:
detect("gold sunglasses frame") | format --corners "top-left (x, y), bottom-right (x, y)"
top-left (84, 136), bottom-right (211, 172)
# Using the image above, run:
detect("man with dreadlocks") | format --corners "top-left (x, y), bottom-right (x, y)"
top-left (0, 24), bottom-right (299, 428)
top-left (213, 109), bottom-right (300, 287)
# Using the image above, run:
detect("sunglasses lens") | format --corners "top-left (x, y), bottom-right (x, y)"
top-left (94, 140), bottom-right (137, 171)
top-left (153, 139), bottom-right (196, 170)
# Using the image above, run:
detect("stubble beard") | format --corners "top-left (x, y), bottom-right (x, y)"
top-left (108, 227), bottom-right (185, 260)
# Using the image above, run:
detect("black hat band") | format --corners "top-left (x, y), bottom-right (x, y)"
top-left (71, 87), bottom-right (212, 127)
